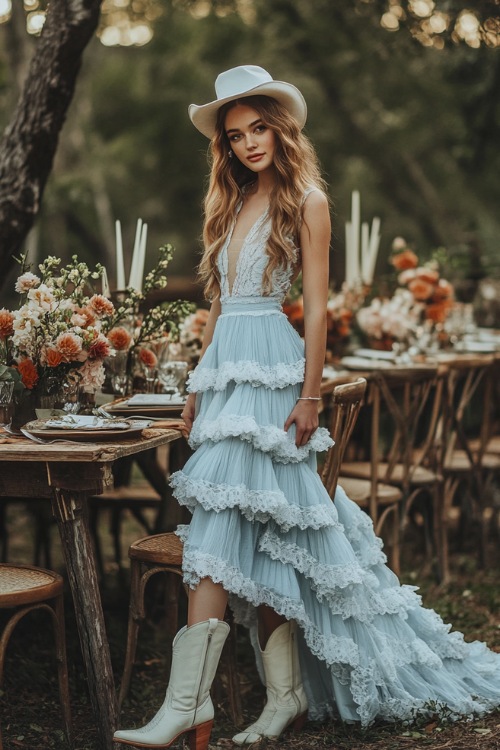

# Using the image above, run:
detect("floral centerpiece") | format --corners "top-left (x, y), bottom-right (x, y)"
top-left (390, 237), bottom-right (454, 324)
top-left (1, 255), bottom-right (114, 409)
top-left (357, 290), bottom-right (423, 349)
top-left (357, 237), bottom-right (455, 351)
top-left (103, 244), bottom-right (195, 391)
top-left (0, 244), bottom-right (194, 417)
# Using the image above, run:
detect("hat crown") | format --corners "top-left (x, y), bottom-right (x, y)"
top-left (215, 65), bottom-right (273, 101)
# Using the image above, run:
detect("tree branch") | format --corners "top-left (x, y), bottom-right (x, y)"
top-left (0, 0), bottom-right (102, 283)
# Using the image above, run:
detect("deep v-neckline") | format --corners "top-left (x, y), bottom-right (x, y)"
top-left (224, 202), bottom-right (269, 296)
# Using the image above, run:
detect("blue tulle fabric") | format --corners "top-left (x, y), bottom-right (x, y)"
top-left (170, 295), bottom-right (500, 727)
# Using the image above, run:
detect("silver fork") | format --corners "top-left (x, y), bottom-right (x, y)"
top-left (21, 429), bottom-right (85, 445)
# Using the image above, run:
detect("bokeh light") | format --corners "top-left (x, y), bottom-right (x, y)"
top-left (0, 0), bottom-right (12, 24)
top-left (98, 0), bottom-right (159, 46)
top-left (26, 9), bottom-right (46, 34)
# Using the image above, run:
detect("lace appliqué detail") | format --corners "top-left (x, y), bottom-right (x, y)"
top-left (217, 208), bottom-right (296, 303)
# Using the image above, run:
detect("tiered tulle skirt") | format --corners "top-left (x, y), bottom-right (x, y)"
top-left (170, 296), bottom-right (500, 727)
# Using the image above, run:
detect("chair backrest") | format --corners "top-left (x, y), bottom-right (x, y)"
top-left (321, 378), bottom-right (367, 498)
top-left (368, 366), bottom-right (441, 485)
top-left (438, 354), bottom-right (495, 468)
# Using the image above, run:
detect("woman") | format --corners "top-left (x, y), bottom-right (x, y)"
top-left (114, 65), bottom-right (500, 750)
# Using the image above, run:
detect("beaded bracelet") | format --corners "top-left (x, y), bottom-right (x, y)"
top-left (297, 396), bottom-right (321, 401)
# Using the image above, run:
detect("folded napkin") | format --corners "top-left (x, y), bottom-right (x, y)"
top-left (340, 356), bottom-right (393, 370)
top-left (143, 418), bottom-right (189, 436)
top-left (126, 394), bottom-right (185, 407)
top-left (353, 348), bottom-right (395, 361)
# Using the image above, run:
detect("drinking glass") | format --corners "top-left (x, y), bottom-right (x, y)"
top-left (158, 360), bottom-right (189, 395)
top-left (0, 381), bottom-right (15, 430)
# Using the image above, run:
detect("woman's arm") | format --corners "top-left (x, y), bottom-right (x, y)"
top-left (284, 190), bottom-right (331, 446)
top-left (181, 296), bottom-right (221, 432)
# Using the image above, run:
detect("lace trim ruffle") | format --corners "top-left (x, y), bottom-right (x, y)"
top-left (170, 472), bottom-right (340, 532)
top-left (258, 529), bottom-right (425, 622)
top-left (189, 416), bottom-right (333, 464)
top-left (187, 358), bottom-right (305, 393)
top-left (173, 534), bottom-right (500, 726)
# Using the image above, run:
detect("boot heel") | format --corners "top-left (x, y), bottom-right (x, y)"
top-left (188, 719), bottom-right (213, 750)
top-left (291, 711), bottom-right (307, 732)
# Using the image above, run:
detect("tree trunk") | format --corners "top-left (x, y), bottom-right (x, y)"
top-left (0, 0), bottom-right (102, 286)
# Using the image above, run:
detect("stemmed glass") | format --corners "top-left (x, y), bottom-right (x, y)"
top-left (0, 381), bottom-right (15, 430)
top-left (106, 351), bottom-right (129, 397)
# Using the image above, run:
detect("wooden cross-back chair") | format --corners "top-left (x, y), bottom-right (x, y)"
top-left (321, 378), bottom-right (368, 499)
top-left (339, 366), bottom-right (444, 577)
top-left (437, 354), bottom-right (500, 579)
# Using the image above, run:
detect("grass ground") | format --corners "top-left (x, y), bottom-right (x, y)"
top-left (0, 500), bottom-right (499, 750)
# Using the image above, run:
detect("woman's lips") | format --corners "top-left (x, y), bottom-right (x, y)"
top-left (247, 154), bottom-right (264, 162)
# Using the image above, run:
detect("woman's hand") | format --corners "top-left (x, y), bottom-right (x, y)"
top-left (284, 400), bottom-right (319, 447)
top-left (181, 392), bottom-right (197, 434)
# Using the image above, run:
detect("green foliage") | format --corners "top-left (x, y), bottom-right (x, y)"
top-left (1, 1), bottom-right (499, 294)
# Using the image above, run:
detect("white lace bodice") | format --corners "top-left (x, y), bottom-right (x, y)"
top-left (217, 188), bottom-right (316, 303)
top-left (217, 207), bottom-right (294, 302)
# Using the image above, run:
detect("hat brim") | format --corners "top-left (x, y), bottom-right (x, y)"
top-left (188, 80), bottom-right (307, 139)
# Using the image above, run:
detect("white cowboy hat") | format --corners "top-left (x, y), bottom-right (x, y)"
top-left (188, 65), bottom-right (307, 139)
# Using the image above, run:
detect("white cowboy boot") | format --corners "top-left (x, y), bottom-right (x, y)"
top-left (233, 620), bottom-right (308, 745)
top-left (114, 617), bottom-right (229, 749)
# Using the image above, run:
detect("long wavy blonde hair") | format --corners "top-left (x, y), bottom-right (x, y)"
top-left (198, 95), bottom-right (327, 299)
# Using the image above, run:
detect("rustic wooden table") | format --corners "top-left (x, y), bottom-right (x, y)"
top-left (0, 427), bottom-right (181, 750)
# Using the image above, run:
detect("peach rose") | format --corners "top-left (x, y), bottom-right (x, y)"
top-left (139, 348), bottom-right (158, 368)
top-left (88, 295), bottom-right (114, 318)
top-left (391, 249), bottom-right (418, 271)
top-left (107, 326), bottom-right (132, 351)
top-left (415, 267), bottom-right (439, 284)
top-left (408, 278), bottom-right (434, 301)
top-left (55, 332), bottom-right (84, 362)
top-left (72, 306), bottom-right (97, 328)
top-left (17, 358), bottom-right (39, 389)
top-left (45, 348), bottom-right (63, 368)
top-left (15, 272), bottom-right (40, 294)
top-left (0, 309), bottom-right (14, 339)
top-left (88, 333), bottom-right (111, 360)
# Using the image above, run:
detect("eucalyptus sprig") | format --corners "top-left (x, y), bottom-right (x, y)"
top-left (135, 300), bottom-right (196, 346)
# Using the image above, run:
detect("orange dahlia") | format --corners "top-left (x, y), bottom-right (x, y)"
top-left (17, 358), bottom-right (39, 389)
top-left (0, 309), bottom-right (14, 339)
top-left (391, 250), bottom-right (418, 271)
top-left (107, 327), bottom-right (132, 351)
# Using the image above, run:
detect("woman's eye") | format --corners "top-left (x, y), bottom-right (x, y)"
top-left (229, 134), bottom-right (241, 142)
top-left (255, 125), bottom-right (266, 133)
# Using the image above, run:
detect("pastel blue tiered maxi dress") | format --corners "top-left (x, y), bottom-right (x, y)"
top-left (170, 201), bottom-right (500, 727)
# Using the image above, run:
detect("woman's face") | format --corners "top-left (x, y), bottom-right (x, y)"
top-left (224, 104), bottom-right (276, 174)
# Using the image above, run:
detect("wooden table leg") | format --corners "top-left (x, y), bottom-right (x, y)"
top-left (51, 487), bottom-right (118, 750)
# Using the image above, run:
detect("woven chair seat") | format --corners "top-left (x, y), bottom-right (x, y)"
top-left (129, 532), bottom-right (183, 566)
top-left (0, 563), bottom-right (72, 745)
top-left (0, 564), bottom-right (63, 608)
top-left (443, 450), bottom-right (500, 473)
top-left (341, 461), bottom-right (438, 486)
top-left (338, 477), bottom-right (402, 505)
